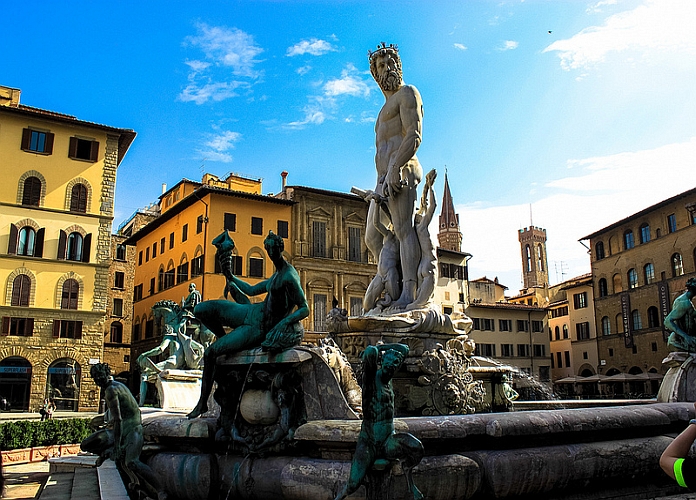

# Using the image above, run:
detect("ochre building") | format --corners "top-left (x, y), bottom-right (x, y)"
top-left (0, 85), bottom-right (135, 412)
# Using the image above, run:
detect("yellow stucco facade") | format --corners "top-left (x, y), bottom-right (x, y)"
top-left (0, 86), bottom-right (135, 412)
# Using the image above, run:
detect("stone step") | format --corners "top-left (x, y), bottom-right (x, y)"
top-left (70, 468), bottom-right (99, 500)
top-left (38, 472), bottom-right (73, 500)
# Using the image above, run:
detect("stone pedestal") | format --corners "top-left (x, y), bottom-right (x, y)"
top-left (657, 352), bottom-right (696, 402)
top-left (149, 369), bottom-right (202, 411)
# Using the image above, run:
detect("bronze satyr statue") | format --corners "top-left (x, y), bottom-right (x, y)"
top-left (334, 343), bottom-right (424, 500)
top-left (81, 363), bottom-right (167, 500)
top-left (187, 231), bottom-right (309, 419)
top-left (666, 278), bottom-right (696, 352)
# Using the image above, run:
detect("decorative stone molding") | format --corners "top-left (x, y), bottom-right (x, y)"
top-left (63, 177), bottom-right (93, 212)
top-left (54, 272), bottom-right (85, 310)
top-left (63, 224), bottom-right (87, 237)
top-left (5, 267), bottom-right (36, 307)
top-left (16, 170), bottom-right (47, 206)
top-left (13, 218), bottom-right (40, 231)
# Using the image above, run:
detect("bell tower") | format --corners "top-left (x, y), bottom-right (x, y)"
top-left (518, 226), bottom-right (548, 289)
top-left (437, 173), bottom-right (462, 252)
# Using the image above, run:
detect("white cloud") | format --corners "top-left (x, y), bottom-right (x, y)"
top-left (458, 137), bottom-right (696, 292)
top-left (544, 0), bottom-right (696, 71)
top-left (287, 38), bottom-right (337, 57)
top-left (178, 82), bottom-right (244, 104)
top-left (586, 0), bottom-right (617, 14)
top-left (197, 150), bottom-right (234, 163)
top-left (186, 23), bottom-right (264, 78)
top-left (500, 40), bottom-right (519, 51)
top-left (185, 60), bottom-right (210, 73)
top-left (454, 43), bottom-right (468, 51)
top-left (323, 66), bottom-right (370, 97)
top-left (285, 108), bottom-right (327, 129)
top-left (296, 65), bottom-right (312, 75)
top-left (205, 130), bottom-right (241, 152)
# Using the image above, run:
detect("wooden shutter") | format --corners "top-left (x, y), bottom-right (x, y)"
top-left (25, 317), bottom-right (34, 337)
top-left (68, 137), bottom-right (78, 158)
top-left (8, 223), bottom-right (18, 254)
top-left (1, 317), bottom-right (9, 336)
top-left (75, 321), bottom-right (83, 339)
top-left (81, 233), bottom-right (92, 262)
top-left (89, 141), bottom-right (99, 162)
top-left (53, 320), bottom-right (61, 338)
top-left (57, 230), bottom-right (67, 260)
top-left (21, 129), bottom-right (32, 150)
top-left (44, 132), bottom-right (54, 154)
top-left (34, 228), bottom-right (45, 257)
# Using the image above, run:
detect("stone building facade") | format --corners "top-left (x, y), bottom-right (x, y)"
top-left (0, 85), bottom-right (135, 412)
top-left (581, 187), bottom-right (696, 393)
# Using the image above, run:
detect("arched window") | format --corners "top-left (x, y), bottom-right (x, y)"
top-left (595, 242), bottom-right (605, 260)
top-left (132, 318), bottom-right (141, 342)
top-left (647, 306), bottom-right (660, 328)
top-left (22, 176), bottom-right (42, 206)
top-left (66, 233), bottom-right (83, 261)
top-left (537, 245), bottom-right (544, 272)
top-left (624, 230), bottom-right (635, 250)
top-left (46, 359), bottom-right (80, 411)
top-left (61, 279), bottom-right (79, 309)
top-left (562, 324), bottom-right (568, 339)
top-left (632, 309), bottom-right (642, 330)
top-left (69, 183), bottom-right (88, 213)
top-left (158, 267), bottom-right (165, 292)
top-left (601, 316), bottom-right (611, 336)
top-left (598, 278), bottom-right (608, 297)
top-left (672, 253), bottom-right (684, 277)
top-left (525, 245), bottom-right (532, 272)
top-left (554, 326), bottom-right (560, 340)
top-left (17, 227), bottom-right (36, 256)
top-left (627, 268), bottom-right (638, 289)
top-left (639, 223), bottom-right (650, 244)
top-left (644, 263), bottom-right (655, 285)
top-left (109, 321), bottom-right (123, 343)
top-left (11, 275), bottom-right (31, 306)
top-left (613, 274), bottom-right (623, 294)
top-left (116, 244), bottom-right (127, 261)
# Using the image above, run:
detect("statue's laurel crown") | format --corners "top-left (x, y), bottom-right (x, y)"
top-left (368, 42), bottom-right (399, 62)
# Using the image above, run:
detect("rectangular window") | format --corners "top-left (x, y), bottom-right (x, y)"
top-left (21, 128), bottom-right (54, 154)
top-left (160, 237), bottom-right (165, 254)
top-left (573, 292), bottom-right (587, 309)
top-left (177, 262), bottom-right (189, 284)
top-left (517, 320), bottom-right (529, 332)
top-left (149, 277), bottom-right (155, 295)
top-left (249, 257), bottom-right (264, 278)
top-left (576, 322), bottom-right (591, 340)
top-left (652, 342), bottom-right (658, 352)
top-left (145, 319), bottom-right (154, 339)
top-left (532, 320), bottom-right (544, 333)
top-left (113, 298), bottom-right (123, 317)
top-left (191, 255), bottom-right (204, 277)
top-left (116, 244), bottom-right (127, 261)
top-left (251, 217), bottom-right (263, 235)
top-left (556, 352), bottom-right (563, 368)
top-left (500, 344), bottom-right (514, 357)
top-left (68, 137), bottom-right (99, 162)
top-left (53, 320), bottom-right (83, 339)
top-left (313, 221), bottom-right (326, 257)
top-left (583, 351), bottom-right (588, 359)
top-left (138, 251), bottom-right (143, 266)
top-left (169, 232), bottom-right (175, 249)
top-left (233, 256), bottom-right (243, 275)
top-left (224, 213), bottom-right (237, 232)
top-left (348, 227), bottom-right (362, 262)
top-left (152, 242), bottom-right (157, 258)
top-left (277, 220), bottom-right (289, 239)
top-left (668, 213), bottom-right (677, 233)
top-left (197, 215), bottom-right (204, 234)
top-left (550, 306), bottom-right (568, 318)
top-left (145, 247), bottom-right (150, 262)
top-left (499, 319), bottom-right (512, 332)
top-left (114, 272), bottom-right (125, 289)
top-left (475, 343), bottom-right (496, 357)
top-left (132, 323), bottom-right (141, 342)
top-left (517, 344), bottom-right (530, 357)
top-left (182, 224), bottom-right (188, 242)
top-left (164, 269), bottom-right (175, 289)
top-left (314, 293), bottom-right (327, 332)
top-left (609, 348), bottom-right (614, 357)
top-left (551, 355), bottom-right (555, 369)
top-left (472, 318), bottom-right (481, 330)
top-left (481, 318), bottom-right (494, 331)
top-left (133, 284), bottom-right (143, 302)
top-left (533, 344), bottom-right (546, 357)
top-left (2, 317), bottom-right (34, 337)
top-left (564, 351), bottom-right (571, 367)
top-left (350, 297), bottom-right (363, 317)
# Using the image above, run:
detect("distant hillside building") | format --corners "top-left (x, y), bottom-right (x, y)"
top-left (580, 187), bottom-right (696, 395)
top-left (0, 85), bottom-right (135, 412)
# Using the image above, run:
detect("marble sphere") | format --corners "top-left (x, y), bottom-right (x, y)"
top-left (239, 389), bottom-right (280, 425)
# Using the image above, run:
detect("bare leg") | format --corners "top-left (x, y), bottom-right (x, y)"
top-left (364, 200), bottom-right (384, 262)
top-left (385, 433), bottom-right (424, 500)
top-left (335, 437), bottom-right (375, 500)
top-left (387, 187), bottom-right (420, 309)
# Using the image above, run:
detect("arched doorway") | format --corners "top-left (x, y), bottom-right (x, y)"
top-left (46, 359), bottom-right (81, 411)
top-left (0, 357), bottom-right (32, 410)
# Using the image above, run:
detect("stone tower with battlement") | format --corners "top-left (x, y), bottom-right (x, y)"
top-left (518, 226), bottom-right (549, 289)
top-left (437, 173), bottom-right (462, 252)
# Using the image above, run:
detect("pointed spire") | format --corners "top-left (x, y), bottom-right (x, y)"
top-left (438, 171), bottom-right (462, 252)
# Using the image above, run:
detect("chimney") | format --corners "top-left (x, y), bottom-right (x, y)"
top-left (162, 183), bottom-right (167, 194)
top-left (281, 171), bottom-right (288, 190)
top-left (0, 86), bottom-right (21, 107)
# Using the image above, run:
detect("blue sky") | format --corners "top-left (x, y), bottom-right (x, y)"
top-left (4, 0), bottom-right (695, 292)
